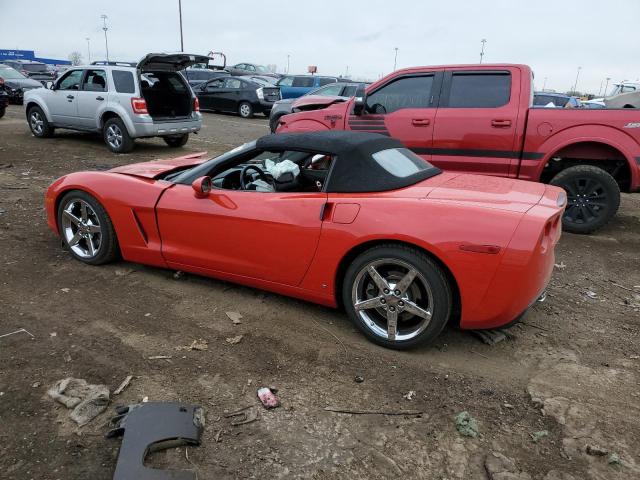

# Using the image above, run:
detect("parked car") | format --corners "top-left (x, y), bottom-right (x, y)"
top-left (276, 75), bottom-right (339, 99)
top-left (604, 90), bottom-right (640, 109)
top-left (23, 53), bottom-right (207, 153)
top-left (277, 63), bottom-right (640, 234)
top-left (240, 75), bottom-right (277, 85)
top-left (2, 59), bottom-right (55, 84)
top-left (226, 63), bottom-right (279, 79)
top-left (581, 99), bottom-right (606, 109)
top-left (194, 75), bottom-right (280, 118)
top-left (44, 131), bottom-right (564, 349)
top-left (0, 89), bottom-right (9, 118)
top-left (182, 68), bottom-right (228, 88)
top-left (269, 82), bottom-right (362, 132)
top-left (533, 92), bottom-right (582, 108)
top-left (0, 64), bottom-right (43, 103)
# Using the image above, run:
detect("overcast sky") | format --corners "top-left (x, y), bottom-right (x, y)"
top-left (2, 0), bottom-right (639, 94)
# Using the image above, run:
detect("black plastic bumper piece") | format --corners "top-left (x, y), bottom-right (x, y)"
top-left (107, 402), bottom-right (204, 480)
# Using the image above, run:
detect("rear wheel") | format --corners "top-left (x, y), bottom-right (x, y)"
top-left (28, 106), bottom-right (54, 137)
top-left (343, 244), bottom-right (452, 349)
top-left (57, 190), bottom-right (119, 265)
top-left (103, 117), bottom-right (134, 153)
top-left (269, 113), bottom-right (285, 133)
top-left (0, 107), bottom-right (5, 119)
top-left (238, 101), bottom-right (254, 118)
top-left (163, 133), bottom-right (189, 148)
top-left (550, 165), bottom-right (620, 234)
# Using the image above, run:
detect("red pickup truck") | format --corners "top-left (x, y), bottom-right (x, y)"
top-left (277, 64), bottom-right (640, 233)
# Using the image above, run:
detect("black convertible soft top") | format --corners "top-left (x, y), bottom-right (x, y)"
top-left (256, 131), bottom-right (441, 193)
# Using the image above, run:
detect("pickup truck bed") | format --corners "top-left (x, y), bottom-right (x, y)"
top-left (277, 64), bottom-right (640, 233)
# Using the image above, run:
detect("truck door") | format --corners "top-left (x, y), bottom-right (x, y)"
top-left (431, 70), bottom-right (519, 176)
top-left (347, 72), bottom-right (442, 160)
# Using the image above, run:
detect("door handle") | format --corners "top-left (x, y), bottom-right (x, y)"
top-left (66, 95), bottom-right (75, 99)
top-left (491, 119), bottom-right (512, 128)
top-left (411, 118), bottom-right (431, 126)
top-left (96, 96), bottom-right (105, 101)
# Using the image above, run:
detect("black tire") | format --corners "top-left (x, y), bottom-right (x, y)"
top-left (342, 244), bottom-right (452, 349)
top-left (269, 113), bottom-right (285, 133)
top-left (550, 165), bottom-right (620, 234)
top-left (238, 101), bottom-right (254, 118)
top-left (27, 106), bottom-right (54, 138)
top-left (163, 133), bottom-right (189, 148)
top-left (0, 107), bottom-right (5, 119)
top-left (103, 117), bottom-right (134, 153)
top-left (57, 190), bottom-right (119, 265)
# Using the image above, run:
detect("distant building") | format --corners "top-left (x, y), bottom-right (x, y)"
top-left (0, 49), bottom-right (71, 65)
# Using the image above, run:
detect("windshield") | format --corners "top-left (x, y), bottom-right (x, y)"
top-left (248, 77), bottom-right (274, 86)
top-left (255, 65), bottom-right (269, 73)
top-left (0, 66), bottom-right (27, 79)
top-left (22, 63), bottom-right (48, 73)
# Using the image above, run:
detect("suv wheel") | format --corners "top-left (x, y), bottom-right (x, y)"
top-left (103, 117), bottom-right (134, 153)
top-left (163, 134), bottom-right (189, 148)
top-left (550, 165), bottom-right (620, 234)
top-left (238, 101), bottom-right (254, 118)
top-left (0, 107), bottom-right (5, 119)
top-left (28, 106), bottom-right (54, 138)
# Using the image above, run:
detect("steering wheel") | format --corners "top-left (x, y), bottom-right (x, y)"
top-left (240, 164), bottom-right (271, 190)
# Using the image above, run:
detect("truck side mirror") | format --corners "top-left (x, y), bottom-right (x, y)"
top-left (353, 84), bottom-right (367, 115)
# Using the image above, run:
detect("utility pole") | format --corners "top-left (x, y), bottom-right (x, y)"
top-left (598, 78), bottom-right (604, 96)
top-left (479, 39), bottom-right (486, 63)
top-left (572, 66), bottom-right (581, 94)
top-left (393, 47), bottom-right (398, 71)
top-left (85, 37), bottom-right (91, 64)
top-left (604, 77), bottom-right (611, 97)
top-left (286, 54), bottom-right (290, 74)
top-left (100, 15), bottom-right (109, 62)
top-left (178, 0), bottom-right (184, 52)
top-left (542, 77), bottom-right (547, 91)
top-left (345, 65), bottom-right (349, 78)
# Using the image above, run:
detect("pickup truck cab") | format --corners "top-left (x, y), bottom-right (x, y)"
top-left (277, 64), bottom-right (640, 233)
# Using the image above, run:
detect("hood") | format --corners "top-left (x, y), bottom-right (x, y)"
top-left (292, 95), bottom-right (347, 111)
top-left (109, 152), bottom-right (209, 179)
top-left (426, 173), bottom-right (546, 213)
top-left (4, 78), bottom-right (43, 89)
top-left (138, 53), bottom-right (212, 72)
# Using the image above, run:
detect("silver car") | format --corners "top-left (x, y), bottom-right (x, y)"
top-left (23, 53), bottom-right (208, 153)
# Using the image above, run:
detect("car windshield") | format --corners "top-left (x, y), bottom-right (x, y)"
top-left (0, 66), bottom-right (27, 79)
top-left (255, 65), bottom-right (268, 73)
top-left (247, 77), bottom-right (273, 86)
top-left (22, 63), bottom-right (48, 73)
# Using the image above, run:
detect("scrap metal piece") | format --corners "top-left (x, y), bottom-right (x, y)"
top-left (107, 402), bottom-right (204, 480)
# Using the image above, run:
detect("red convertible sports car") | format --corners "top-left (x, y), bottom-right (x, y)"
top-left (45, 131), bottom-right (565, 349)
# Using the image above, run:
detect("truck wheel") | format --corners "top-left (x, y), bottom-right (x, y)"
top-left (550, 165), bottom-right (620, 234)
top-left (163, 134), bottom-right (189, 148)
top-left (103, 117), bottom-right (134, 153)
top-left (238, 102), bottom-right (254, 118)
top-left (28, 106), bottom-right (54, 138)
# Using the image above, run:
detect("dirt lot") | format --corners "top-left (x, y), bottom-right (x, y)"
top-left (0, 104), bottom-right (639, 480)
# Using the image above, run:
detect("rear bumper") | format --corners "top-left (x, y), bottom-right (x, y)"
top-left (130, 115), bottom-right (202, 138)
top-left (255, 100), bottom-right (275, 114)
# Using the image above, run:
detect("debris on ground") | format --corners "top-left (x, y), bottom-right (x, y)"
top-left (554, 262), bottom-right (567, 270)
top-left (106, 402), bottom-right (204, 480)
top-left (324, 406), bottom-right (423, 416)
top-left (226, 311), bottom-right (243, 325)
top-left (585, 444), bottom-right (608, 456)
top-left (0, 328), bottom-right (35, 340)
top-left (47, 377), bottom-right (110, 426)
top-left (503, 403), bottom-right (515, 409)
top-left (403, 390), bottom-right (416, 400)
top-left (60, 288), bottom-right (70, 293)
top-left (354, 375), bottom-right (364, 383)
top-left (608, 453), bottom-right (621, 465)
top-left (225, 405), bottom-right (259, 425)
top-left (177, 338), bottom-right (209, 351)
top-left (63, 351), bottom-right (72, 363)
top-left (226, 335), bottom-right (243, 345)
top-left (0, 163), bottom-right (13, 169)
top-left (530, 430), bottom-right (549, 443)
top-left (148, 355), bottom-right (172, 360)
top-left (113, 375), bottom-right (134, 395)
top-left (172, 270), bottom-right (185, 280)
top-left (114, 268), bottom-right (133, 277)
top-left (454, 411), bottom-right (479, 437)
top-left (472, 329), bottom-right (507, 345)
top-left (257, 387), bottom-right (280, 409)
top-left (485, 451), bottom-right (532, 480)
top-left (585, 290), bottom-right (598, 299)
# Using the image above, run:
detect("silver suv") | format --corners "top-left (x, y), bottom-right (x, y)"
top-left (23, 53), bottom-right (208, 153)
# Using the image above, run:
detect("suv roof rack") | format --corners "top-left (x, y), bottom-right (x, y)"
top-left (91, 61), bottom-right (137, 67)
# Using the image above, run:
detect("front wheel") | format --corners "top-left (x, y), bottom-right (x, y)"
top-left (550, 165), bottom-right (620, 234)
top-left (342, 244), bottom-right (452, 349)
top-left (163, 133), bottom-right (189, 148)
top-left (28, 106), bottom-right (54, 137)
top-left (238, 101), bottom-right (254, 118)
top-left (57, 190), bottom-right (119, 265)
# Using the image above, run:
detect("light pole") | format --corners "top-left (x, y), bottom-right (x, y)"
top-left (604, 77), bottom-right (611, 97)
top-left (572, 66), bottom-right (581, 94)
top-left (345, 65), bottom-right (349, 78)
top-left (479, 39), bottom-right (487, 64)
top-left (393, 47), bottom-right (398, 71)
top-left (100, 14), bottom-right (109, 62)
top-left (85, 37), bottom-right (91, 64)
top-left (542, 76), bottom-right (547, 91)
top-left (286, 54), bottom-right (290, 74)
top-left (178, 0), bottom-right (184, 52)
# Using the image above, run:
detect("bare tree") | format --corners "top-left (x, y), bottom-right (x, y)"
top-left (68, 51), bottom-right (83, 66)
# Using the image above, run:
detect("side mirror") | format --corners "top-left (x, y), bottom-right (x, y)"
top-left (192, 176), bottom-right (212, 198)
top-left (353, 84), bottom-right (367, 115)
top-left (50, 82), bottom-right (57, 90)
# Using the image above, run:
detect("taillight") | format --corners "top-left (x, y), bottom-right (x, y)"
top-left (193, 96), bottom-right (200, 112)
top-left (130, 97), bottom-right (148, 114)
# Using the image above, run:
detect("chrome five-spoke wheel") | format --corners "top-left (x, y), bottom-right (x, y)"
top-left (352, 258), bottom-right (434, 342)
top-left (106, 124), bottom-right (123, 150)
top-left (30, 111), bottom-right (44, 135)
top-left (61, 199), bottom-right (102, 259)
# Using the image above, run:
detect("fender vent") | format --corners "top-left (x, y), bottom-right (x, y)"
top-left (131, 209), bottom-right (148, 244)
